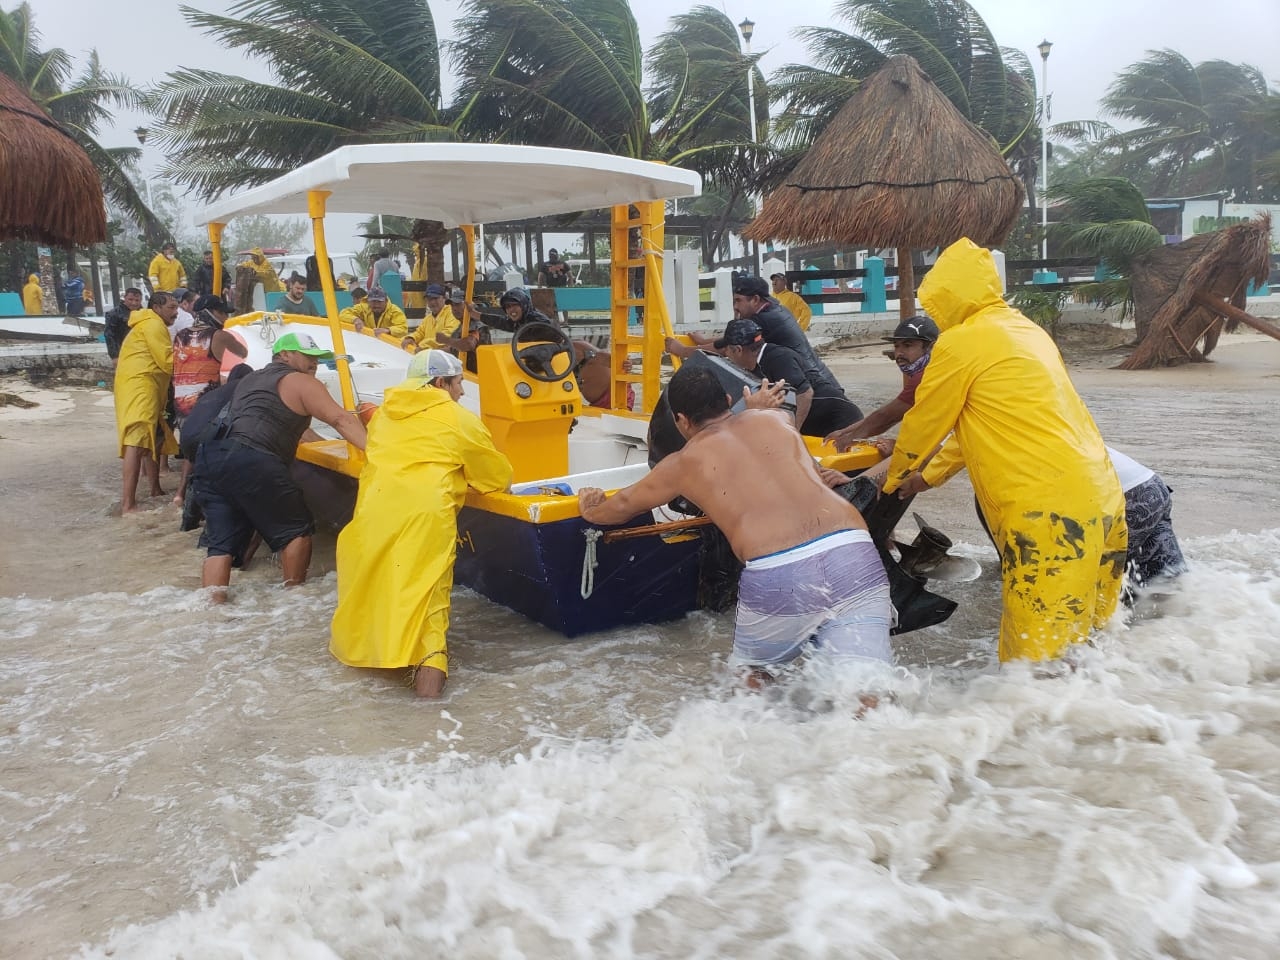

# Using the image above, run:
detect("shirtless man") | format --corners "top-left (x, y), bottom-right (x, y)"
top-left (579, 365), bottom-right (893, 674)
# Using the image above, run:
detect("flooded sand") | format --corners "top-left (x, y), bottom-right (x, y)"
top-left (1, 333), bottom-right (1279, 959)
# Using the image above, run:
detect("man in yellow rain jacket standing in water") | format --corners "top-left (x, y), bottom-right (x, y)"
top-left (330, 350), bottom-right (512, 698)
top-left (113, 291), bottom-right (180, 513)
top-left (883, 239), bottom-right (1127, 662)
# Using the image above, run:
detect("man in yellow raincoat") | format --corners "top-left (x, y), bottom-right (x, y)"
top-left (883, 238), bottom-right (1127, 662)
top-left (771, 273), bottom-right (812, 331)
top-left (339, 286), bottom-right (408, 338)
top-left (22, 273), bottom-right (44, 314)
top-left (330, 350), bottom-right (512, 698)
top-left (113, 291), bottom-right (180, 513)
top-left (238, 247), bottom-right (284, 294)
top-left (147, 242), bottom-right (187, 292)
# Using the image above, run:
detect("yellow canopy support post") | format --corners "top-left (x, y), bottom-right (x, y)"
top-left (307, 189), bottom-right (357, 416)
top-left (610, 201), bottom-right (669, 413)
top-left (460, 224), bottom-right (476, 338)
top-left (207, 222), bottom-right (226, 299)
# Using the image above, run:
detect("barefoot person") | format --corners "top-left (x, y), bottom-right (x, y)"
top-left (114, 291), bottom-right (180, 513)
top-left (579, 365), bottom-right (893, 676)
top-left (193, 333), bottom-right (367, 600)
top-left (330, 351), bottom-right (513, 698)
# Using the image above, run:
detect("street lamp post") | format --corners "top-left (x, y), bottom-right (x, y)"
top-left (739, 17), bottom-right (762, 275)
top-left (1038, 39), bottom-right (1052, 261)
top-left (133, 126), bottom-right (155, 211)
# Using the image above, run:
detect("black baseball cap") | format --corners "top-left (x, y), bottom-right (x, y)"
top-left (882, 315), bottom-right (940, 344)
top-left (732, 276), bottom-right (770, 299)
top-left (713, 318), bottom-right (764, 349)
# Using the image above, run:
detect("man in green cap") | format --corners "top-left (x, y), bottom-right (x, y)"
top-left (193, 331), bottom-right (368, 601)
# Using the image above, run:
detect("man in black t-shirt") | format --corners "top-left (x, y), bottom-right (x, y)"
top-left (717, 318), bottom-right (862, 437)
top-left (668, 276), bottom-right (852, 408)
top-left (537, 248), bottom-right (571, 287)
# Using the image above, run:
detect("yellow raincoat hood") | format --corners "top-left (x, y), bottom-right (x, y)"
top-left (917, 239), bottom-right (1005, 333)
top-left (884, 237), bottom-right (1126, 662)
top-left (22, 274), bottom-right (42, 314)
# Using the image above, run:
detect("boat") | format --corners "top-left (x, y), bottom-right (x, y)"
top-left (0, 314), bottom-right (97, 342)
top-left (197, 143), bottom-right (958, 637)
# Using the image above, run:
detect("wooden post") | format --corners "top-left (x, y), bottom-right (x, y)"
top-left (897, 247), bottom-right (914, 320)
top-left (1191, 289), bottom-right (1280, 342)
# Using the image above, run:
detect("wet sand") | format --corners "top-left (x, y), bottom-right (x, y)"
top-left (2, 330), bottom-right (1280, 958)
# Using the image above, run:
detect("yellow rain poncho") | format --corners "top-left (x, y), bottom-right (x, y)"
top-left (330, 379), bottom-right (512, 676)
top-left (22, 274), bottom-right (43, 314)
top-left (408, 305), bottom-right (461, 349)
top-left (883, 239), bottom-right (1127, 662)
top-left (239, 247), bottom-right (283, 293)
top-left (338, 300), bottom-right (408, 339)
top-left (147, 252), bottom-right (187, 291)
top-left (404, 244), bottom-right (427, 311)
top-left (113, 309), bottom-right (178, 458)
top-left (775, 288), bottom-right (812, 331)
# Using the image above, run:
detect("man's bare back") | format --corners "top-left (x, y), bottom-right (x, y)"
top-left (580, 408), bottom-right (866, 561)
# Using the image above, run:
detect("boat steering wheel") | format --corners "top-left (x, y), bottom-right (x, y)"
top-left (511, 321), bottom-right (574, 383)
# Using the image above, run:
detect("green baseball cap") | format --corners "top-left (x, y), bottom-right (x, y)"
top-left (272, 331), bottom-right (335, 360)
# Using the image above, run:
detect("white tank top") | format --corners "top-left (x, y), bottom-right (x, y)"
top-left (1107, 446), bottom-right (1155, 493)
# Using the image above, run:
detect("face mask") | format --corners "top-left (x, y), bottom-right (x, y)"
top-left (165, 253), bottom-right (175, 260)
top-left (899, 351), bottom-right (931, 376)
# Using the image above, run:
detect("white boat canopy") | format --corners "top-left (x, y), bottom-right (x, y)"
top-left (198, 143), bottom-right (702, 227)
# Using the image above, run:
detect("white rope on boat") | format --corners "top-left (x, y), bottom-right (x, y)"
top-left (581, 527), bottom-right (603, 599)
top-left (259, 309), bottom-right (282, 344)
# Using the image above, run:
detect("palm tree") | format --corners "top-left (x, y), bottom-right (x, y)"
top-left (148, 0), bottom-right (454, 201)
top-left (1100, 50), bottom-right (1278, 201)
top-left (449, 0), bottom-right (764, 259)
top-left (771, 0), bottom-right (1039, 204)
top-left (0, 3), bottom-right (160, 242)
top-left (1046, 177), bottom-right (1163, 309)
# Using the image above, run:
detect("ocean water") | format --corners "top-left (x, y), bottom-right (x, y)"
top-left (3, 529), bottom-right (1279, 959)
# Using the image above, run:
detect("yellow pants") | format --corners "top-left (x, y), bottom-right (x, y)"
top-left (994, 506), bottom-right (1128, 661)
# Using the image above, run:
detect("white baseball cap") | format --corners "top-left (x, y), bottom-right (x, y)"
top-left (407, 349), bottom-right (464, 382)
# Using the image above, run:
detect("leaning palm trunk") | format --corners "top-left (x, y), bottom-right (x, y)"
top-left (412, 220), bottom-right (450, 282)
top-left (1119, 215), bottom-right (1272, 369)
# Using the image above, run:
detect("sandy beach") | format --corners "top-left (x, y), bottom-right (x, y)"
top-left (2, 328), bottom-right (1280, 958)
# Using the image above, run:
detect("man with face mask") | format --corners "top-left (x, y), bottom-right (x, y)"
top-left (825, 316), bottom-right (940, 450)
top-left (148, 243), bottom-right (187, 293)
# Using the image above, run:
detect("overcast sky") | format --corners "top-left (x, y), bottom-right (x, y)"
top-left (25, 0), bottom-right (1280, 250)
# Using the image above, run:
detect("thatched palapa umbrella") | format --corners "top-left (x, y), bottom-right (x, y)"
top-left (745, 55), bottom-right (1023, 320)
top-left (0, 71), bottom-right (107, 248)
top-left (1119, 214), bottom-right (1276, 369)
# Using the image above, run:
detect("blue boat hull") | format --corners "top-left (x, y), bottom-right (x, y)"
top-left (454, 507), bottom-right (703, 637)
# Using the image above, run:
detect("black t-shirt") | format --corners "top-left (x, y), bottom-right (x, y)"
top-left (540, 259), bottom-right (570, 287)
top-left (750, 300), bottom-right (843, 395)
top-left (180, 377), bottom-right (240, 460)
top-left (750, 343), bottom-right (811, 395)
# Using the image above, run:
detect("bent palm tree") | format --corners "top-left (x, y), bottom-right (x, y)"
top-left (450, 0), bottom-right (764, 257)
top-left (772, 0), bottom-right (1038, 204)
top-left (149, 0), bottom-right (454, 201)
top-left (1047, 177), bottom-right (1162, 309)
top-left (1101, 50), bottom-right (1278, 201)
